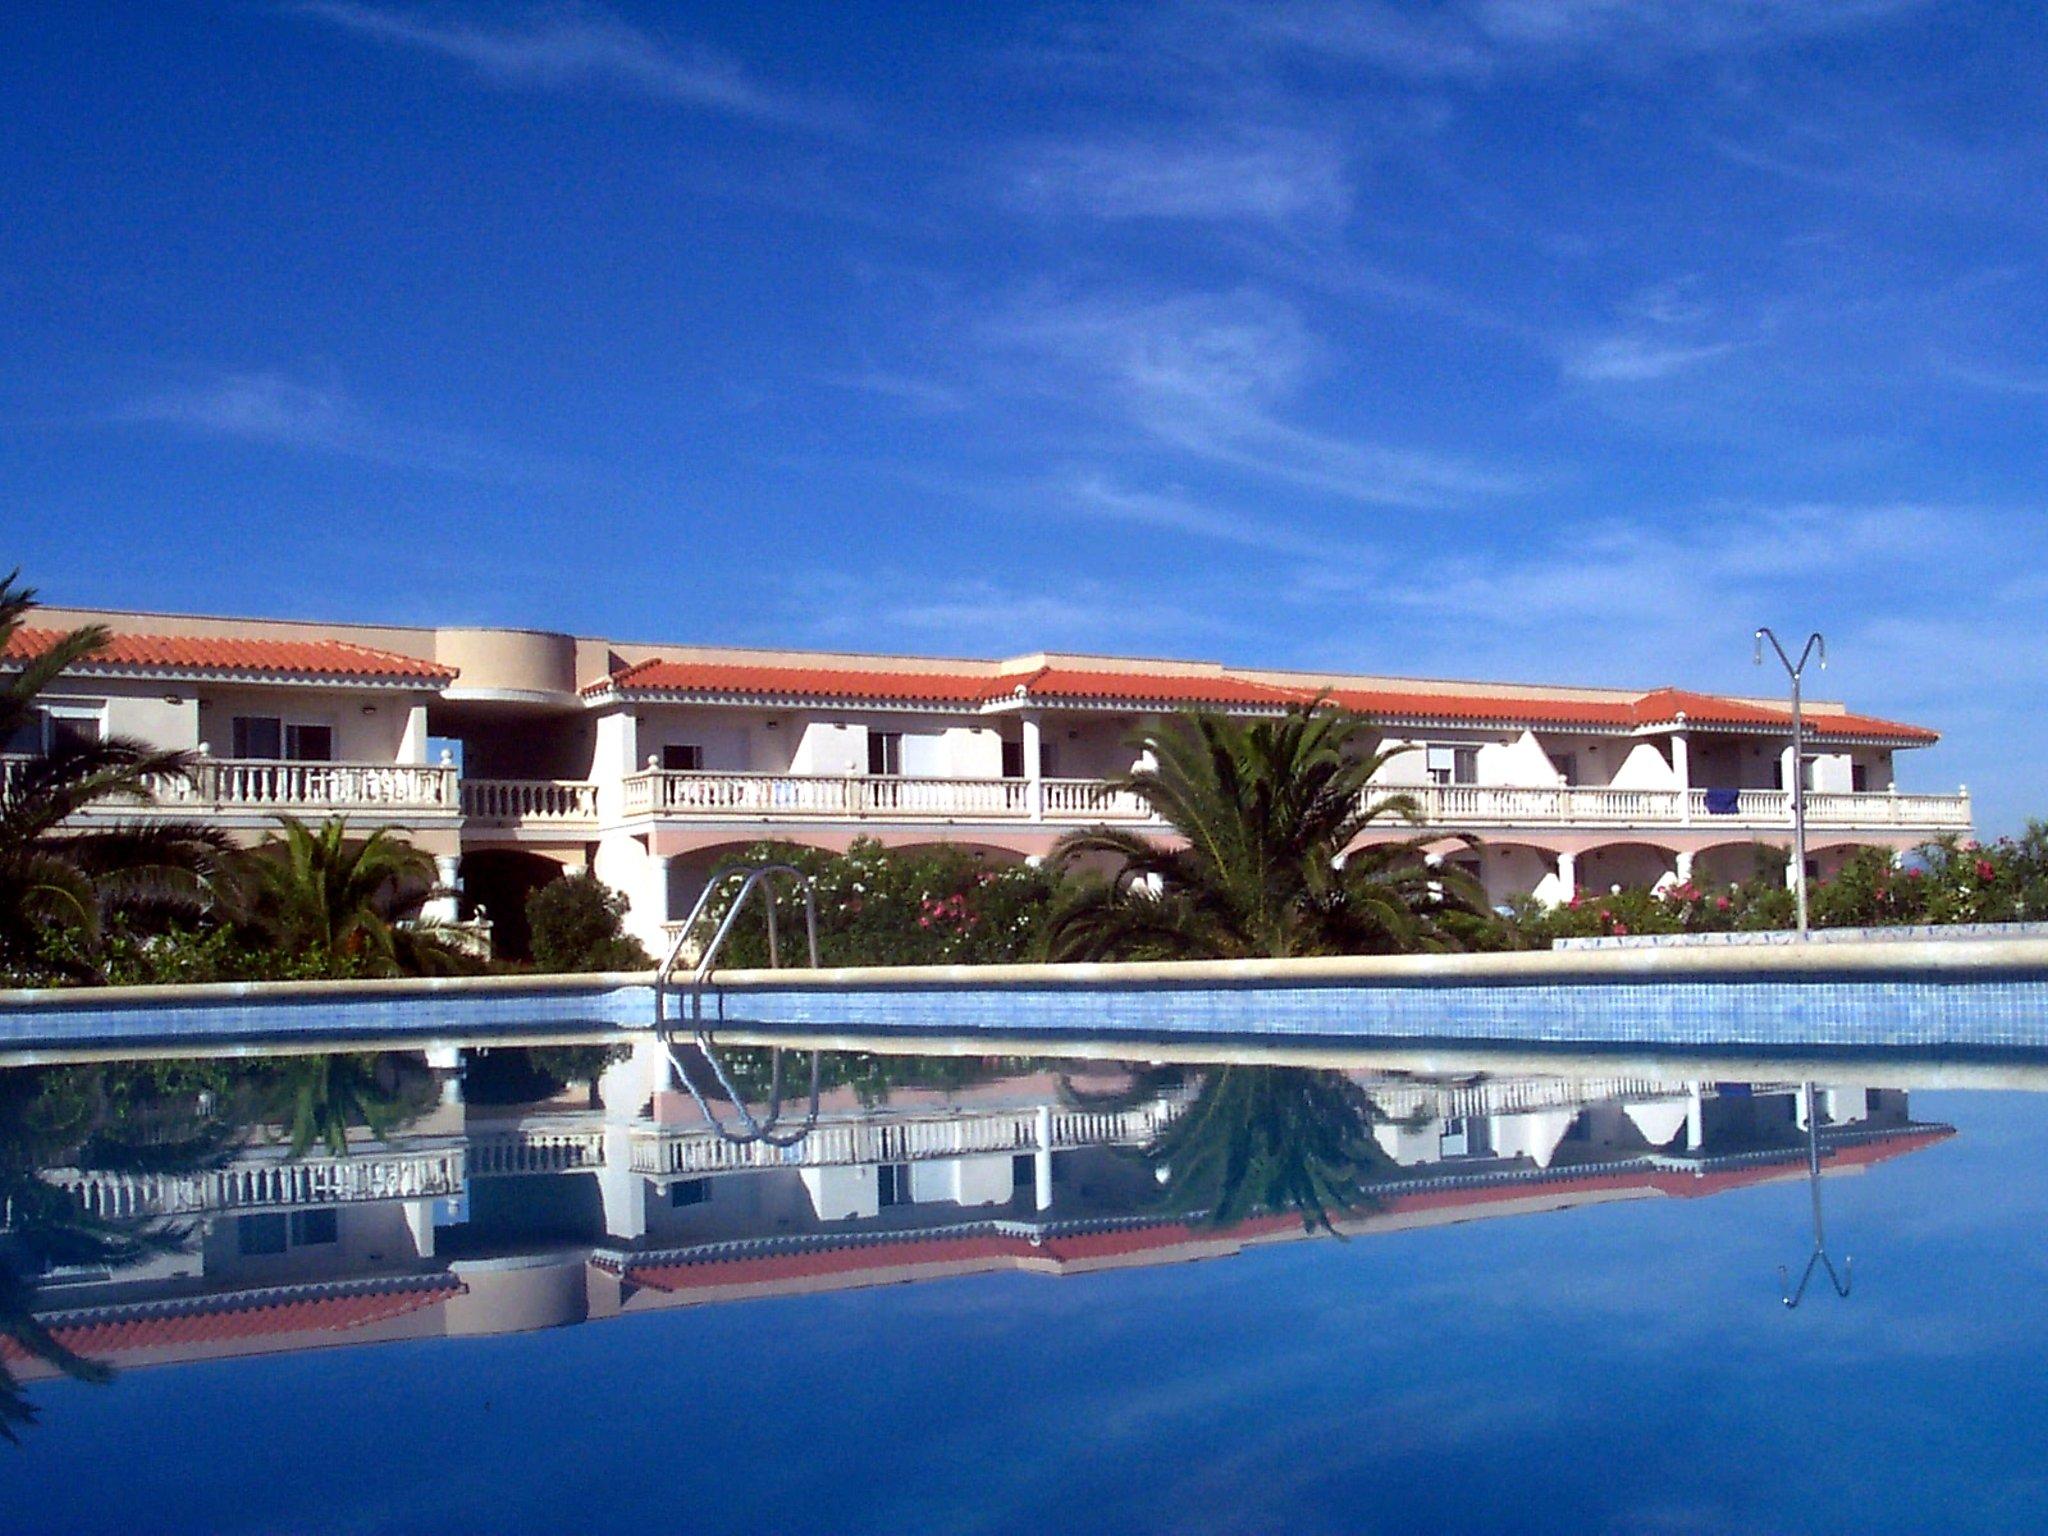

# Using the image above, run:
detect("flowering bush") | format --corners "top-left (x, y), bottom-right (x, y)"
top-left (695, 838), bottom-right (1070, 967)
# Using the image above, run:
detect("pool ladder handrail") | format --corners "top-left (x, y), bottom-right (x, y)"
top-left (1779, 1082), bottom-right (1852, 1308)
top-left (655, 863), bottom-right (822, 1149)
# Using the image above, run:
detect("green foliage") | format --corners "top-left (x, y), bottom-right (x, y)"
top-left (231, 816), bottom-right (481, 978)
top-left (1520, 829), bottom-right (2048, 945)
top-left (694, 839), bottom-right (1068, 968)
top-left (526, 872), bottom-right (652, 972)
top-left (1047, 704), bottom-right (1500, 960)
top-left (1145, 1066), bottom-right (1392, 1234)
top-left (0, 570), bottom-right (230, 980)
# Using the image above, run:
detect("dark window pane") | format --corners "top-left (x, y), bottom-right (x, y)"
top-left (670, 1178), bottom-right (709, 1208)
top-left (662, 744), bottom-right (703, 771)
top-left (289, 1209), bottom-right (338, 1245)
top-left (237, 1213), bottom-right (288, 1255)
top-left (233, 716), bottom-right (282, 758)
top-left (286, 724), bottom-right (333, 762)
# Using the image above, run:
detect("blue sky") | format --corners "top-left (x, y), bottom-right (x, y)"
top-left (3, 3), bottom-right (2044, 829)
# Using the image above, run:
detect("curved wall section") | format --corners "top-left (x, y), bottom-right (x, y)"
top-left (434, 627), bottom-right (581, 703)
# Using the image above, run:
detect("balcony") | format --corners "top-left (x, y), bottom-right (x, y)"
top-left (460, 777), bottom-right (600, 831)
top-left (4, 755), bottom-right (460, 824)
top-left (607, 770), bottom-right (1970, 834)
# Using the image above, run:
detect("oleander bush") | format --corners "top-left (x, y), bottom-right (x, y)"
top-left (688, 838), bottom-right (1069, 968)
top-left (526, 872), bottom-right (653, 973)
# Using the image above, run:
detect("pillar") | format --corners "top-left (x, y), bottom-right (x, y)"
top-left (1022, 712), bottom-right (1044, 821)
top-left (1780, 744), bottom-right (1799, 813)
top-left (426, 854), bottom-right (461, 923)
top-left (1685, 1084), bottom-right (1704, 1152)
top-left (403, 1198), bottom-right (437, 1259)
top-left (400, 702), bottom-right (431, 764)
top-left (1034, 1103), bottom-right (1054, 1212)
top-left (640, 852), bottom-right (674, 958)
top-left (599, 1124), bottom-right (647, 1240)
top-left (1675, 850), bottom-right (1694, 886)
top-left (1672, 726), bottom-right (1691, 823)
top-left (1556, 850), bottom-right (1577, 904)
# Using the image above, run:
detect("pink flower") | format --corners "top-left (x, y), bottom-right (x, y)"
top-left (1977, 859), bottom-right (1997, 883)
top-left (1715, 896), bottom-right (1731, 911)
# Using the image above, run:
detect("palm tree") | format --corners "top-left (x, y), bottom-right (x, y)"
top-left (259, 1053), bottom-right (432, 1158)
top-left (1146, 1066), bottom-right (1393, 1235)
top-left (233, 816), bottom-right (478, 976)
top-left (1046, 703), bottom-right (1496, 961)
top-left (0, 571), bottom-right (228, 976)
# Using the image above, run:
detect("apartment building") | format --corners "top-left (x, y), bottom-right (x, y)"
top-left (5, 605), bottom-right (1966, 954)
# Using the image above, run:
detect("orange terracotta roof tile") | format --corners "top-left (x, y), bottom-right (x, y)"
top-left (588, 659), bottom-right (994, 703)
top-left (1018, 668), bottom-right (1310, 707)
top-left (2, 1276), bottom-right (463, 1363)
top-left (3, 628), bottom-right (455, 683)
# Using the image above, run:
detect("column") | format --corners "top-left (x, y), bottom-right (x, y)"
top-left (1555, 850), bottom-right (1577, 905)
top-left (1780, 744), bottom-right (1799, 817)
top-left (644, 853), bottom-right (674, 957)
top-left (400, 702), bottom-right (431, 764)
top-left (1685, 1084), bottom-right (1705, 1152)
top-left (1672, 725), bottom-right (1691, 824)
top-left (425, 1045), bottom-right (464, 1107)
top-left (599, 1123), bottom-right (647, 1240)
top-left (1034, 1103), bottom-right (1054, 1212)
top-left (403, 1198), bottom-right (437, 1259)
top-left (425, 853), bottom-right (461, 923)
top-left (1675, 850), bottom-right (1694, 885)
top-left (1022, 712), bottom-right (1044, 822)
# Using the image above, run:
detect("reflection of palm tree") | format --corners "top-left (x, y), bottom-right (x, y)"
top-left (1048, 705), bottom-right (1494, 961)
top-left (263, 1054), bottom-right (431, 1158)
top-left (1148, 1067), bottom-right (1392, 1235)
top-left (1, 571), bottom-right (229, 978)
top-left (0, 1062), bottom-right (242, 1443)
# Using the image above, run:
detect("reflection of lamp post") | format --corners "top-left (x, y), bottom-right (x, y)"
top-left (1754, 628), bottom-right (1826, 938)
top-left (1780, 1081), bottom-right (1851, 1308)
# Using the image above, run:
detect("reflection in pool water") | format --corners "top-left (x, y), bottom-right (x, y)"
top-left (0, 1034), bottom-right (2031, 1532)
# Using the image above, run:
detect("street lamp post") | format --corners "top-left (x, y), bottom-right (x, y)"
top-left (1754, 628), bottom-right (1825, 938)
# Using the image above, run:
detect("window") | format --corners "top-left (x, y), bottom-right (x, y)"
top-left (6, 704), bottom-right (101, 755)
top-left (1012, 1152), bottom-right (1034, 1189)
top-left (1549, 752), bottom-right (1578, 786)
top-left (1426, 745), bottom-right (1479, 786)
top-left (1852, 764), bottom-right (1870, 793)
top-left (670, 1178), bottom-right (709, 1208)
top-left (232, 715), bottom-right (283, 758)
top-left (868, 732), bottom-right (902, 776)
top-left (236, 1213), bottom-right (289, 1256)
top-left (233, 716), bottom-right (332, 760)
top-left (877, 1164), bottom-right (910, 1207)
top-left (662, 744), bottom-right (704, 771)
top-left (289, 1209), bottom-right (338, 1246)
top-left (1000, 739), bottom-right (1023, 780)
top-left (286, 723), bottom-right (333, 762)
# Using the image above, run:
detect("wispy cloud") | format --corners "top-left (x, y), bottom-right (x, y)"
top-left (121, 371), bottom-right (542, 482)
top-left (1010, 132), bottom-right (1351, 227)
top-left (1565, 335), bottom-right (1739, 382)
top-left (1063, 474), bottom-right (1366, 562)
top-left (818, 369), bottom-right (970, 414)
top-left (1225, 0), bottom-right (1925, 79)
top-left (1936, 356), bottom-right (2048, 398)
top-left (294, 2), bottom-right (831, 129)
top-left (986, 287), bottom-right (1527, 508)
top-left (781, 571), bottom-right (1243, 654)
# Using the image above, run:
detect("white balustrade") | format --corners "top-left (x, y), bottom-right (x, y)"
top-left (51, 1147), bottom-right (466, 1218)
top-left (629, 1101), bottom-right (1179, 1176)
top-left (460, 778), bottom-right (599, 825)
top-left (466, 1128), bottom-right (608, 1175)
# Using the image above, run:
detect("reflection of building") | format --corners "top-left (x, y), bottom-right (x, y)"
top-left (6, 605), bottom-right (1963, 941)
top-left (8, 1066), bottom-right (1950, 1381)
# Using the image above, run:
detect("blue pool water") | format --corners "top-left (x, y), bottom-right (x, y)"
top-left (3, 1037), bottom-right (2044, 1533)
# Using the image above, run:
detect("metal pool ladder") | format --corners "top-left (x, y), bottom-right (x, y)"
top-left (654, 862), bottom-right (822, 1148)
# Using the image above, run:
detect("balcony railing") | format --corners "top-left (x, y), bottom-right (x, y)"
top-left (460, 777), bottom-right (599, 826)
top-left (50, 1146), bottom-right (466, 1219)
top-left (610, 770), bottom-right (1970, 832)
top-left (628, 1102), bottom-right (1180, 1177)
top-left (3, 755), bottom-right (459, 818)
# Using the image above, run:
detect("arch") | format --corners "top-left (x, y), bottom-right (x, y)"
top-left (1575, 841), bottom-right (1680, 895)
top-left (461, 847), bottom-right (583, 960)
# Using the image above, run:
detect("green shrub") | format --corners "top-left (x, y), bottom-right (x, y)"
top-left (695, 839), bottom-right (1069, 968)
top-left (526, 873), bottom-right (653, 972)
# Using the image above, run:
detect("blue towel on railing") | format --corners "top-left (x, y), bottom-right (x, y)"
top-left (1703, 787), bottom-right (1741, 815)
